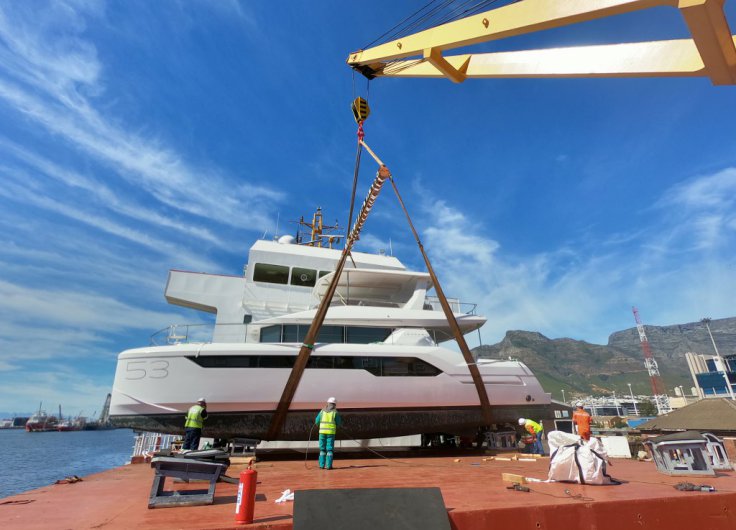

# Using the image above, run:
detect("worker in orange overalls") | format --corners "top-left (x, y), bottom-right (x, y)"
top-left (572, 402), bottom-right (592, 441)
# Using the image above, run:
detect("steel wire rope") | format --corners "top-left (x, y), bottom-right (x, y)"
top-left (363, 0), bottom-right (507, 49)
top-left (362, 0), bottom-right (449, 49)
top-left (346, 127), bottom-right (364, 237)
top-left (433, 0), bottom-right (518, 29)
top-left (380, 0), bottom-right (457, 44)
top-left (363, 0), bottom-right (456, 76)
top-left (398, 0), bottom-right (477, 39)
top-left (359, 0), bottom-right (517, 78)
top-left (363, 0), bottom-right (468, 77)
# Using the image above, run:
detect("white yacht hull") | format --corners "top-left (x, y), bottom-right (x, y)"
top-left (110, 342), bottom-right (552, 440)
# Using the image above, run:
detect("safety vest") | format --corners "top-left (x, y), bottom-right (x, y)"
top-left (185, 404), bottom-right (205, 429)
top-left (319, 410), bottom-right (337, 435)
top-left (525, 419), bottom-right (543, 435)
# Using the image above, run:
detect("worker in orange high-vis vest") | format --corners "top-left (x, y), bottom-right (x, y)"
top-left (572, 402), bottom-right (592, 441)
top-left (183, 398), bottom-right (208, 450)
top-left (315, 397), bottom-right (342, 469)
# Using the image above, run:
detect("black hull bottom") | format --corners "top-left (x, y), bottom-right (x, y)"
top-left (111, 404), bottom-right (554, 440)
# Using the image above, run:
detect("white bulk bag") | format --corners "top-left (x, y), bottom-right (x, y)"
top-left (547, 430), bottom-right (619, 485)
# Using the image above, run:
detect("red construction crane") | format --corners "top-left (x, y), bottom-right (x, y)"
top-left (632, 307), bottom-right (672, 415)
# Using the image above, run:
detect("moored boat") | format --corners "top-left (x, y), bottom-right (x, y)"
top-left (25, 409), bottom-right (58, 432)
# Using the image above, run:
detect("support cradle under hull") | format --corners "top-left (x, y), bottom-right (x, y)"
top-left (111, 403), bottom-right (553, 440)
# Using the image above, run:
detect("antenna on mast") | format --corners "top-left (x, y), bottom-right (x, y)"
top-left (291, 208), bottom-right (344, 249)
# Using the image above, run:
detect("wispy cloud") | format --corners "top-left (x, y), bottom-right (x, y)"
top-left (0, 138), bottom-right (228, 248)
top-left (415, 166), bottom-right (736, 345)
top-left (655, 167), bottom-right (736, 251)
top-left (0, 364), bottom-right (114, 416)
top-left (0, 172), bottom-right (220, 272)
top-left (0, 279), bottom-right (182, 332)
top-left (0, 2), bottom-right (284, 233)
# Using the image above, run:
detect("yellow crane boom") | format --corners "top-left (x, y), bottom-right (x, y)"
top-left (347, 0), bottom-right (736, 85)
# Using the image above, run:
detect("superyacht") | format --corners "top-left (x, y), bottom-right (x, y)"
top-left (110, 210), bottom-right (552, 440)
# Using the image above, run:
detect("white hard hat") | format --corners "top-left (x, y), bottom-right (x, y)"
top-left (327, 397), bottom-right (337, 404)
top-left (518, 418), bottom-right (526, 426)
top-left (197, 397), bottom-right (206, 404)
top-left (576, 401), bottom-right (584, 407)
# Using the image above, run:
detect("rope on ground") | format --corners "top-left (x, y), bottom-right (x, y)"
top-left (303, 422), bottom-right (316, 469)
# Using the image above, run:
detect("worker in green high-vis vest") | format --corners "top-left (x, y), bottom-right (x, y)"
top-left (315, 397), bottom-right (342, 469)
top-left (183, 398), bottom-right (208, 451)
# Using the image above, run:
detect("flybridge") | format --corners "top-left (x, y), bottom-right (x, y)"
top-left (164, 235), bottom-right (414, 340)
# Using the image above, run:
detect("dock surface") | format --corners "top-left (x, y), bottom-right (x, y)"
top-left (2, 455), bottom-right (735, 529)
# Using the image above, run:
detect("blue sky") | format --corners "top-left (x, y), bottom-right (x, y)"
top-left (1, 1), bottom-right (735, 415)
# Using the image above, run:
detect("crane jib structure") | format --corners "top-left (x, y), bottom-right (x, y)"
top-left (632, 307), bottom-right (672, 415)
top-left (347, 0), bottom-right (736, 85)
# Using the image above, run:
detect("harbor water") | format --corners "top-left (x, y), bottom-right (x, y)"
top-left (0, 428), bottom-right (135, 499)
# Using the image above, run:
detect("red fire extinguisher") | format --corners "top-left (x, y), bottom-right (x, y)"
top-left (235, 462), bottom-right (257, 524)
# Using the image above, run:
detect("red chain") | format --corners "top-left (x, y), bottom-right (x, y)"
top-left (357, 121), bottom-right (365, 142)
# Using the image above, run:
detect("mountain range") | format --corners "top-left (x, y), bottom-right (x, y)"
top-left (472, 317), bottom-right (736, 401)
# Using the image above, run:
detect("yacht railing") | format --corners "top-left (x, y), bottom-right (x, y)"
top-left (425, 296), bottom-right (477, 315)
top-left (150, 323), bottom-right (248, 345)
top-left (131, 432), bottom-right (179, 458)
top-left (150, 322), bottom-right (471, 346)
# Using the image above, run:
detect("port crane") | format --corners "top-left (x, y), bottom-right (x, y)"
top-left (632, 307), bottom-right (672, 415)
top-left (347, 0), bottom-right (736, 85)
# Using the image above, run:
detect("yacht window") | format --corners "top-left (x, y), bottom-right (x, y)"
top-left (346, 327), bottom-right (391, 344)
top-left (253, 263), bottom-right (289, 284)
top-left (307, 356), bottom-right (334, 369)
top-left (258, 356), bottom-right (296, 368)
top-left (410, 359), bottom-right (442, 376)
top-left (281, 325), bottom-right (304, 343)
top-left (261, 325), bottom-right (385, 344)
top-left (334, 356), bottom-right (359, 370)
top-left (318, 271), bottom-right (331, 278)
top-left (188, 356), bottom-right (253, 368)
top-left (382, 358), bottom-right (410, 376)
top-left (318, 326), bottom-right (345, 343)
top-left (186, 355), bottom-right (441, 376)
top-left (291, 267), bottom-right (317, 287)
top-left (384, 357), bottom-right (441, 376)
top-left (360, 357), bottom-right (381, 376)
top-left (259, 326), bottom-right (282, 343)
top-left (278, 325), bottom-right (345, 344)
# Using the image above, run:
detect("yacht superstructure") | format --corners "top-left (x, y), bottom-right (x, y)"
top-left (110, 213), bottom-right (552, 440)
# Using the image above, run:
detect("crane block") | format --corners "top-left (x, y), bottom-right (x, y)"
top-left (351, 97), bottom-right (370, 123)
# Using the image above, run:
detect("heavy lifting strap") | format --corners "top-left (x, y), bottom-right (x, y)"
top-left (266, 141), bottom-right (493, 439)
top-left (266, 165), bottom-right (390, 440)
top-left (361, 140), bottom-right (493, 427)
